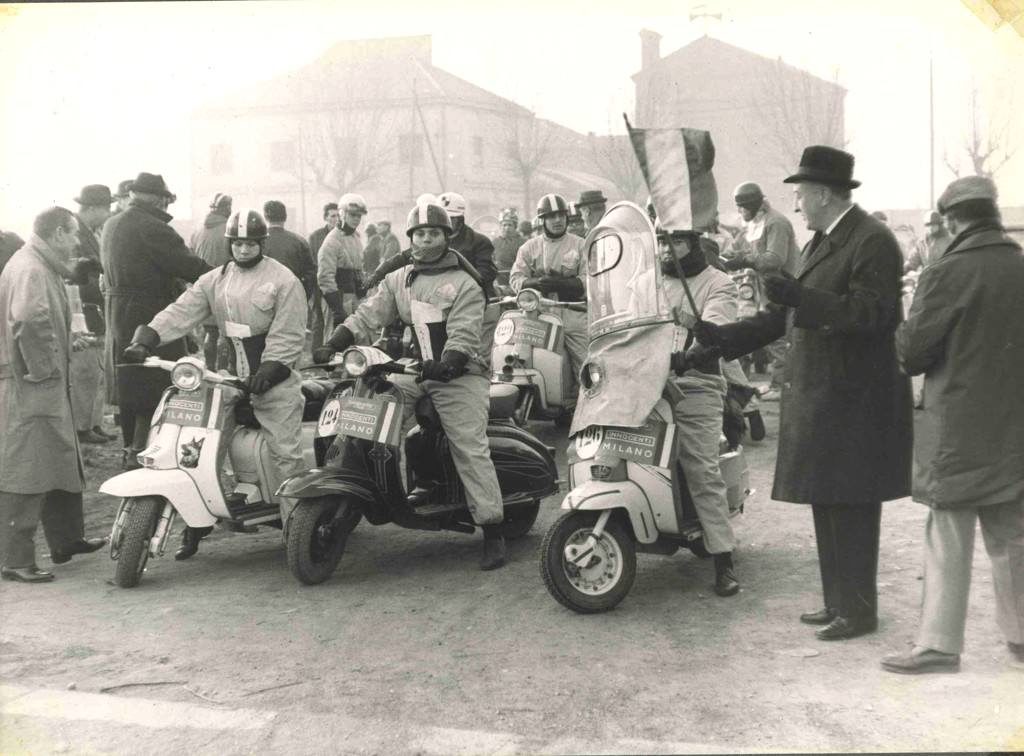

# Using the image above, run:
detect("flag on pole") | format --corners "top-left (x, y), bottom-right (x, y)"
top-left (625, 115), bottom-right (719, 232)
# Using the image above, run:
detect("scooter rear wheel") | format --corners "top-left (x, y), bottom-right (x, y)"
top-left (540, 510), bottom-right (637, 614)
top-left (113, 496), bottom-right (162, 589)
top-left (286, 497), bottom-right (354, 585)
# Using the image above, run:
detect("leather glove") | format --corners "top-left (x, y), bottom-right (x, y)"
top-left (721, 256), bottom-right (749, 272)
top-left (313, 325), bottom-right (356, 364)
top-left (540, 276), bottom-right (585, 300)
top-left (67, 257), bottom-right (103, 285)
top-left (322, 290), bottom-right (346, 323)
top-left (763, 271), bottom-right (803, 307)
top-left (246, 360), bottom-right (291, 395)
top-left (521, 277), bottom-right (546, 293)
top-left (416, 350), bottom-right (469, 383)
top-left (692, 319), bottom-right (725, 348)
top-left (670, 345), bottom-right (722, 376)
top-left (122, 324), bottom-right (160, 364)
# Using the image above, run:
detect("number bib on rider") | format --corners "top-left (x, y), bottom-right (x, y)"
top-left (326, 395), bottom-right (402, 446)
top-left (573, 419), bottom-right (676, 469)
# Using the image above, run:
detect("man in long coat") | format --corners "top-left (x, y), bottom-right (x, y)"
top-left (103, 173), bottom-right (209, 464)
top-left (696, 146), bottom-right (913, 641)
top-left (882, 177), bottom-right (1024, 673)
top-left (0, 208), bottom-right (107, 582)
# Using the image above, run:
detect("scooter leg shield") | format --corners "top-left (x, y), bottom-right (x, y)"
top-left (561, 479), bottom-right (659, 544)
top-left (99, 468), bottom-right (216, 528)
top-left (276, 468), bottom-right (376, 503)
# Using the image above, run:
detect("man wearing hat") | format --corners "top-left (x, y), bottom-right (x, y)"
top-left (71, 185), bottom-right (116, 444)
top-left (695, 145), bottom-right (913, 641)
top-left (881, 176), bottom-right (1024, 674)
top-left (189, 192), bottom-right (233, 370)
top-left (576, 189), bottom-right (608, 235)
top-left (905, 210), bottom-right (951, 273)
top-left (103, 173), bottom-right (211, 467)
top-left (492, 208), bottom-right (526, 284)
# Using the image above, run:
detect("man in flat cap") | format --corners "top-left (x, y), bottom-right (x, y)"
top-left (695, 145), bottom-right (913, 641)
top-left (575, 189), bottom-right (608, 236)
top-left (881, 176), bottom-right (1024, 674)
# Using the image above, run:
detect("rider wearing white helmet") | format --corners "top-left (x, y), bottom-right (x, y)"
top-left (317, 192), bottom-right (368, 332)
top-left (313, 199), bottom-right (508, 571)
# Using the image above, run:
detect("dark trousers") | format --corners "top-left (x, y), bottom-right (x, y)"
top-left (0, 489), bottom-right (85, 568)
top-left (119, 408), bottom-right (152, 452)
top-left (812, 502), bottom-right (882, 619)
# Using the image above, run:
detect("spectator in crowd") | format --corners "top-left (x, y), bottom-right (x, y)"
top-left (361, 223), bottom-right (381, 281)
top-left (190, 192), bottom-right (233, 370)
top-left (71, 184), bottom-right (116, 444)
top-left (576, 189), bottom-right (608, 235)
top-left (111, 179), bottom-right (134, 214)
top-left (104, 173), bottom-right (210, 468)
top-left (882, 176), bottom-right (1024, 674)
top-left (696, 146), bottom-right (913, 641)
top-left (0, 207), bottom-right (107, 582)
top-left (0, 228), bottom-right (25, 276)
top-left (307, 202), bottom-right (340, 350)
top-left (100, 178), bottom-right (137, 409)
top-left (317, 193), bottom-right (367, 334)
top-left (375, 220), bottom-right (401, 264)
top-left (723, 181), bottom-right (801, 401)
top-left (263, 200), bottom-right (314, 297)
top-left (904, 211), bottom-right (952, 273)
top-left (566, 202), bottom-right (587, 238)
top-left (492, 207), bottom-right (526, 282)
top-left (518, 219), bottom-right (533, 239)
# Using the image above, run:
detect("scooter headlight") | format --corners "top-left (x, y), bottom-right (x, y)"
top-left (342, 348), bottom-right (368, 377)
top-left (738, 284), bottom-right (755, 300)
top-left (580, 362), bottom-right (603, 390)
top-left (516, 289), bottom-right (540, 313)
top-left (170, 358), bottom-right (204, 392)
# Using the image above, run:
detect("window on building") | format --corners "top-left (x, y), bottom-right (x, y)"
top-left (473, 136), bottom-right (484, 167)
top-left (398, 133), bottom-right (423, 166)
top-left (210, 144), bottom-right (233, 175)
top-left (270, 140), bottom-right (296, 172)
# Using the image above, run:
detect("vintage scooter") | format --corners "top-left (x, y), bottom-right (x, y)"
top-left (490, 289), bottom-right (585, 426)
top-left (278, 346), bottom-right (559, 585)
top-left (539, 201), bottom-right (751, 614)
top-left (100, 356), bottom-right (318, 588)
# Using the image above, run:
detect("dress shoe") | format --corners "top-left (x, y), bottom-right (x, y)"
top-left (815, 615), bottom-right (878, 641)
top-left (92, 425), bottom-right (119, 441)
top-left (1, 565), bottom-right (55, 583)
top-left (881, 648), bottom-right (960, 674)
top-left (77, 429), bottom-right (110, 445)
top-left (745, 409), bottom-right (766, 441)
top-left (174, 526), bottom-right (213, 561)
top-left (800, 607), bottom-right (838, 625)
top-left (713, 552), bottom-right (739, 597)
top-left (122, 449), bottom-right (143, 471)
top-left (51, 537), bottom-right (108, 564)
top-left (479, 525), bottom-right (507, 571)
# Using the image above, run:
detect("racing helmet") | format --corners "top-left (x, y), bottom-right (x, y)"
top-left (536, 193), bottom-right (569, 218)
top-left (406, 201), bottom-right (453, 238)
top-left (438, 191), bottom-right (467, 218)
top-left (338, 193), bottom-right (368, 216)
top-left (415, 193), bottom-right (438, 206)
top-left (224, 208), bottom-right (269, 241)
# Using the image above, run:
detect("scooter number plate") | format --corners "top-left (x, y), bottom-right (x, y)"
top-left (316, 398), bottom-right (342, 438)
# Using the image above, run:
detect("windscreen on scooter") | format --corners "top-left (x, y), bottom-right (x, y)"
top-left (569, 202), bottom-right (677, 436)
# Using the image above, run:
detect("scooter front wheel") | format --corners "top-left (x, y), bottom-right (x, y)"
top-left (286, 497), bottom-right (354, 585)
top-left (113, 496), bottom-right (162, 588)
top-left (540, 510), bottom-right (636, 614)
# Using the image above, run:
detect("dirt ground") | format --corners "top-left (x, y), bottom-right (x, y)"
top-left (1, 404), bottom-right (1022, 754)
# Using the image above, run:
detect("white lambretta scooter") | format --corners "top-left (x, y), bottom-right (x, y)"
top-left (100, 355), bottom-right (316, 587)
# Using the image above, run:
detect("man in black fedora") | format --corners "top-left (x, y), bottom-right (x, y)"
top-left (103, 173), bottom-right (210, 467)
top-left (695, 145), bottom-right (913, 641)
top-left (576, 189), bottom-right (608, 235)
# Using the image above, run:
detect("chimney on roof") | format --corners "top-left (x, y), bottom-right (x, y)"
top-left (639, 29), bottom-right (662, 71)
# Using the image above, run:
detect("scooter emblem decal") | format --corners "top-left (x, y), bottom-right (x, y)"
top-left (179, 436), bottom-right (205, 468)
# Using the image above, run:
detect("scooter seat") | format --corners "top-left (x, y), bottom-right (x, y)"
top-left (488, 383), bottom-right (518, 419)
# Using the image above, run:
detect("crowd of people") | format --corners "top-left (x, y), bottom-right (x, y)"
top-left (0, 143), bottom-right (1021, 676)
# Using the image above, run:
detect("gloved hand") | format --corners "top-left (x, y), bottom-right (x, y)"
top-left (540, 276), bottom-right (585, 300)
top-left (670, 345), bottom-right (722, 376)
top-left (521, 277), bottom-right (546, 293)
top-left (246, 360), bottom-right (291, 395)
top-left (322, 290), bottom-right (346, 324)
top-left (763, 271), bottom-right (803, 307)
top-left (67, 257), bottom-right (103, 285)
top-left (416, 350), bottom-right (469, 383)
top-left (122, 324), bottom-right (160, 364)
top-left (721, 256), bottom-right (749, 272)
top-left (313, 325), bottom-right (355, 365)
top-left (692, 319), bottom-right (725, 348)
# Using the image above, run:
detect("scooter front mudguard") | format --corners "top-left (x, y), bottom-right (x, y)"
top-left (99, 468), bottom-right (216, 528)
top-left (562, 479), bottom-right (659, 544)
top-left (276, 468), bottom-right (376, 503)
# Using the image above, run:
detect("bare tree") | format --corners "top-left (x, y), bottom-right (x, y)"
top-left (293, 105), bottom-right (399, 196)
top-left (503, 109), bottom-right (556, 212)
top-left (943, 85), bottom-right (1017, 179)
top-left (587, 134), bottom-right (646, 203)
top-left (750, 59), bottom-right (847, 174)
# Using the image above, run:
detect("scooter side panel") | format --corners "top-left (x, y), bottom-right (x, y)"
top-left (561, 479), bottom-right (659, 544)
top-left (277, 467), bottom-right (377, 503)
top-left (99, 469), bottom-right (216, 527)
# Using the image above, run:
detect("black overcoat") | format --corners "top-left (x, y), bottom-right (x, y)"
top-left (716, 204), bottom-right (913, 505)
top-left (103, 202), bottom-right (209, 412)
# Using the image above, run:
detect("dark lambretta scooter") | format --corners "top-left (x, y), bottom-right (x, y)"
top-left (278, 346), bottom-right (559, 585)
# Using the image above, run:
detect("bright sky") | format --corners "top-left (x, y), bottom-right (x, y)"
top-left (0, 0), bottom-right (1021, 234)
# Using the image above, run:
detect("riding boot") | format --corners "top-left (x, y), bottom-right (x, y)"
top-left (479, 524), bottom-right (507, 571)
top-left (174, 526), bottom-right (214, 561)
top-left (714, 551), bottom-right (740, 597)
top-left (121, 448), bottom-right (143, 471)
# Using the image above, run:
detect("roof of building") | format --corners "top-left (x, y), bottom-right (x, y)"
top-left (631, 34), bottom-right (845, 93)
top-left (197, 35), bottom-right (532, 117)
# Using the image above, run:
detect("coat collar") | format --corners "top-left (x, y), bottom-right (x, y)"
top-left (941, 222), bottom-right (1021, 259)
top-left (26, 234), bottom-right (74, 280)
top-left (128, 200), bottom-right (173, 224)
top-left (797, 204), bottom-right (866, 279)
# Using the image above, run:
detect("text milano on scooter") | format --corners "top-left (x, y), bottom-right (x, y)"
top-left (540, 202), bottom-right (750, 613)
